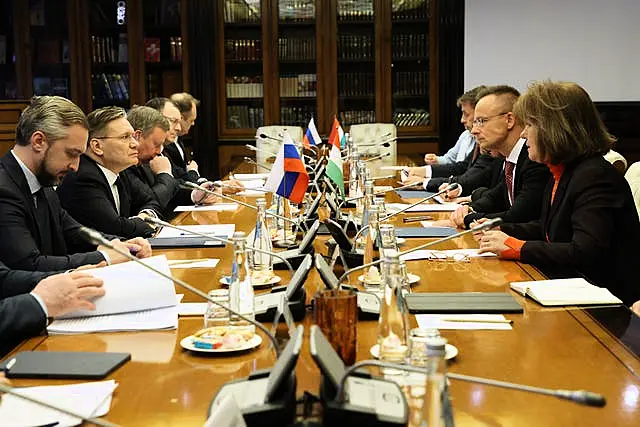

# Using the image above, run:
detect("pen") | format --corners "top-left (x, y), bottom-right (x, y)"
top-left (403, 216), bottom-right (433, 223)
top-left (441, 318), bottom-right (514, 324)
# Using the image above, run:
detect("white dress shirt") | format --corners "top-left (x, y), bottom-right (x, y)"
top-left (504, 138), bottom-right (526, 205)
top-left (97, 164), bottom-right (121, 215)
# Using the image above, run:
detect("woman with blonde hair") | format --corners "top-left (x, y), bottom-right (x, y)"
top-left (478, 81), bottom-right (640, 306)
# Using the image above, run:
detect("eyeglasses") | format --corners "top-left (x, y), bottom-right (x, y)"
top-left (164, 116), bottom-right (181, 126)
top-left (472, 112), bottom-right (509, 128)
top-left (94, 133), bottom-right (136, 143)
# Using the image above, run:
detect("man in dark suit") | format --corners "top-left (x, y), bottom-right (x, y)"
top-left (58, 107), bottom-right (162, 238)
top-left (449, 86), bottom-right (550, 228)
top-left (0, 96), bottom-right (152, 271)
top-left (0, 265), bottom-right (104, 356)
top-left (168, 92), bottom-right (200, 178)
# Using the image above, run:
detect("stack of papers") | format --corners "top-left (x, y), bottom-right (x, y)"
top-left (416, 314), bottom-right (513, 330)
top-left (174, 203), bottom-right (239, 212)
top-left (510, 278), bottom-right (623, 306)
top-left (156, 224), bottom-right (235, 240)
top-left (48, 256), bottom-right (178, 334)
top-left (400, 249), bottom-right (496, 261)
top-left (0, 380), bottom-right (117, 427)
top-left (386, 203), bottom-right (461, 212)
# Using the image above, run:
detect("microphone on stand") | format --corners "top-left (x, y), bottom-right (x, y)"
top-left (339, 180), bottom-right (423, 208)
top-left (337, 217), bottom-right (502, 287)
top-left (351, 183), bottom-right (460, 243)
top-left (258, 133), bottom-right (320, 154)
top-left (243, 157), bottom-right (272, 172)
top-left (245, 144), bottom-right (316, 165)
top-left (336, 360), bottom-right (606, 407)
top-left (362, 152), bottom-right (392, 163)
top-left (79, 226), bottom-right (282, 356)
top-left (0, 382), bottom-right (119, 427)
top-left (346, 174), bottom-right (395, 183)
top-left (142, 216), bottom-right (295, 278)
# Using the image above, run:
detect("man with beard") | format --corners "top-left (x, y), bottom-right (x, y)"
top-left (0, 96), bottom-right (152, 271)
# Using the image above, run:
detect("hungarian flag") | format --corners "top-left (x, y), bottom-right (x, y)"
top-left (326, 117), bottom-right (344, 195)
top-left (263, 131), bottom-right (309, 204)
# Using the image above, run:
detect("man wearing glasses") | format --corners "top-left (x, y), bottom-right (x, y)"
top-left (449, 85), bottom-right (549, 228)
top-left (58, 107), bottom-right (162, 239)
top-left (0, 97), bottom-right (151, 271)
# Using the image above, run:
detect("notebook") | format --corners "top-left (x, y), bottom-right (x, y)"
top-left (509, 278), bottom-right (623, 306)
top-left (2, 351), bottom-right (130, 379)
top-left (405, 293), bottom-right (523, 314)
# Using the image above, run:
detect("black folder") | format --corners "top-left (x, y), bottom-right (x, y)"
top-left (405, 293), bottom-right (523, 314)
top-left (148, 237), bottom-right (225, 248)
top-left (1, 351), bottom-right (131, 379)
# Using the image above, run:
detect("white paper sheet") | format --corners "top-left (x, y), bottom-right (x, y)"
top-left (58, 255), bottom-right (176, 319)
top-left (387, 203), bottom-right (461, 212)
top-left (178, 302), bottom-right (207, 316)
top-left (0, 380), bottom-right (117, 427)
top-left (379, 166), bottom-right (407, 171)
top-left (237, 189), bottom-right (268, 197)
top-left (415, 314), bottom-right (513, 330)
top-left (233, 173), bottom-right (270, 181)
top-left (174, 203), bottom-right (239, 212)
top-left (156, 224), bottom-right (235, 239)
top-left (239, 179), bottom-right (266, 189)
top-left (401, 249), bottom-right (496, 261)
top-left (168, 258), bottom-right (220, 269)
top-left (48, 305), bottom-right (178, 334)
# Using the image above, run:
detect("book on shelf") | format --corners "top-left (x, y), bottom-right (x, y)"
top-left (118, 34), bottom-right (128, 63)
top-left (93, 73), bottom-right (130, 102)
top-left (33, 77), bottom-right (52, 96)
top-left (224, 0), bottom-right (261, 23)
top-left (393, 110), bottom-right (429, 127)
top-left (51, 78), bottom-right (70, 98)
top-left (144, 38), bottom-right (161, 62)
top-left (510, 278), bottom-right (623, 307)
top-left (30, 0), bottom-right (46, 26)
top-left (0, 35), bottom-right (5, 64)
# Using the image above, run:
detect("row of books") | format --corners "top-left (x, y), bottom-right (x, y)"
top-left (391, 0), bottom-right (430, 20)
top-left (393, 71), bottom-right (428, 96)
top-left (391, 34), bottom-right (428, 59)
top-left (280, 106), bottom-right (316, 127)
top-left (337, 1), bottom-right (374, 20)
top-left (143, 37), bottom-right (184, 63)
top-left (393, 109), bottom-right (430, 127)
top-left (92, 35), bottom-right (128, 64)
top-left (223, 1), bottom-right (261, 24)
top-left (227, 106), bottom-right (264, 129)
top-left (224, 39), bottom-right (262, 61)
top-left (33, 77), bottom-right (69, 98)
top-left (278, 0), bottom-right (315, 21)
top-left (339, 110), bottom-right (376, 126)
top-left (278, 38), bottom-right (315, 61)
top-left (226, 77), bottom-right (264, 98)
top-left (338, 72), bottom-right (375, 97)
top-left (92, 73), bottom-right (130, 102)
top-left (280, 74), bottom-right (317, 97)
top-left (338, 35), bottom-right (374, 60)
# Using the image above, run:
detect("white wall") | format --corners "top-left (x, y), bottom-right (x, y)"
top-left (465, 0), bottom-right (640, 101)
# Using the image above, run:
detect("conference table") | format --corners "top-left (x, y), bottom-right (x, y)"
top-left (4, 177), bottom-right (640, 426)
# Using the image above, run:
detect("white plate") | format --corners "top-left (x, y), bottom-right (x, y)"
top-left (358, 273), bottom-right (420, 285)
top-left (219, 275), bottom-right (281, 287)
top-left (370, 343), bottom-right (458, 360)
top-left (180, 334), bottom-right (262, 354)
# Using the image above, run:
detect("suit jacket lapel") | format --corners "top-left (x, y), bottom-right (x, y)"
top-left (544, 162), bottom-right (574, 237)
top-left (116, 177), bottom-right (130, 216)
top-left (84, 156), bottom-right (119, 213)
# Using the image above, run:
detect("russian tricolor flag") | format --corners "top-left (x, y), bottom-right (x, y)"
top-left (264, 131), bottom-right (309, 204)
top-left (303, 117), bottom-right (321, 148)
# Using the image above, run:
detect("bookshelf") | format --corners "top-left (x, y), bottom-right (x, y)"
top-left (0, 1), bottom-right (17, 99)
top-left (214, 0), bottom-right (437, 139)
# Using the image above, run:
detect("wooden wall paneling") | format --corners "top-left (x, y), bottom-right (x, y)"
top-left (0, 101), bottom-right (29, 157)
top-left (314, 0), bottom-right (327, 134)
top-left (69, 0), bottom-right (92, 112)
top-left (263, 0), bottom-right (277, 126)
top-left (376, 0), bottom-right (391, 124)
top-left (428, 0), bottom-right (439, 133)
top-left (12, 0), bottom-right (32, 98)
top-left (325, 0), bottom-right (338, 133)
top-left (180, 0), bottom-right (190, 92)
top-left (127, 0), bottom-right (146, 106)
top-left (214, 0), bottom-right (227, 136)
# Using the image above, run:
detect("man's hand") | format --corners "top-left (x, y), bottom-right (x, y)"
top-left (124, 237), bottom-right (152, 259)
top-left (98, 239), bottom-right (141, 264)
top-left (187, 160), bottom-right (199, 173)
top-left (402, 174), bottom-right (426, 186)
top-left (450, 205), bottom-right (470, 228)
top-left (424, 153), bottom-right (438, 164)
top-left (438, 182), bottom-right (462, 201)
top-left (404, 166), bottom-right (427, 178)
top-left (222, 179), bottom-right (244, 195)
top-left (479, 230), bottom-right (510, 255)
top-left (149, 156), bottom-right (172, 175)
top-left (75, 261), bottom-right (107, 271)
top-left (32, 271), bottom-right (105, 317)
top-left (191, 181), bottom-right (219, 205)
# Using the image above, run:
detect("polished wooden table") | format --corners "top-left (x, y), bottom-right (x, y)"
top-left (4, 186), bottom-right (640, 426)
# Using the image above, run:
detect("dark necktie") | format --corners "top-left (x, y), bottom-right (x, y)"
top-left (34, 188), bottom-right (53, 254)
top-left (504, 161), bottom-right (515, 206)
top-left (471, 142), bottom-right (480, 164)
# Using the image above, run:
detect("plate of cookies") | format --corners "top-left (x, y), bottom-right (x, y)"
top-left (180, 326), bottom-right (262, 353)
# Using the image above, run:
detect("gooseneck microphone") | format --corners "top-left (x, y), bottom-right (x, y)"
top-left (79, 227), bottom-right (282, 357)
top-left (346, 174), bottom-right (395, 183)
top-left (0, 382), bottom-right (119, 426)
top-left (243, 157), bottom-right (272, 171)
top-left (340, 180), bottom-right (423, 207)
top-left (335, 360), bottom-right (606, 407)
top-left (337, 218), bottom-right (502, 286)
top-left (351, 183), bottom-right (460, 243)
top-left (258, 133), bottom-right (320, 154)
top-left (180, 181), bottom-right (302, 231)
top-left (362, 152), bottom-right (391, 163)
top-left (142, 216), bottom-right (295, 278)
